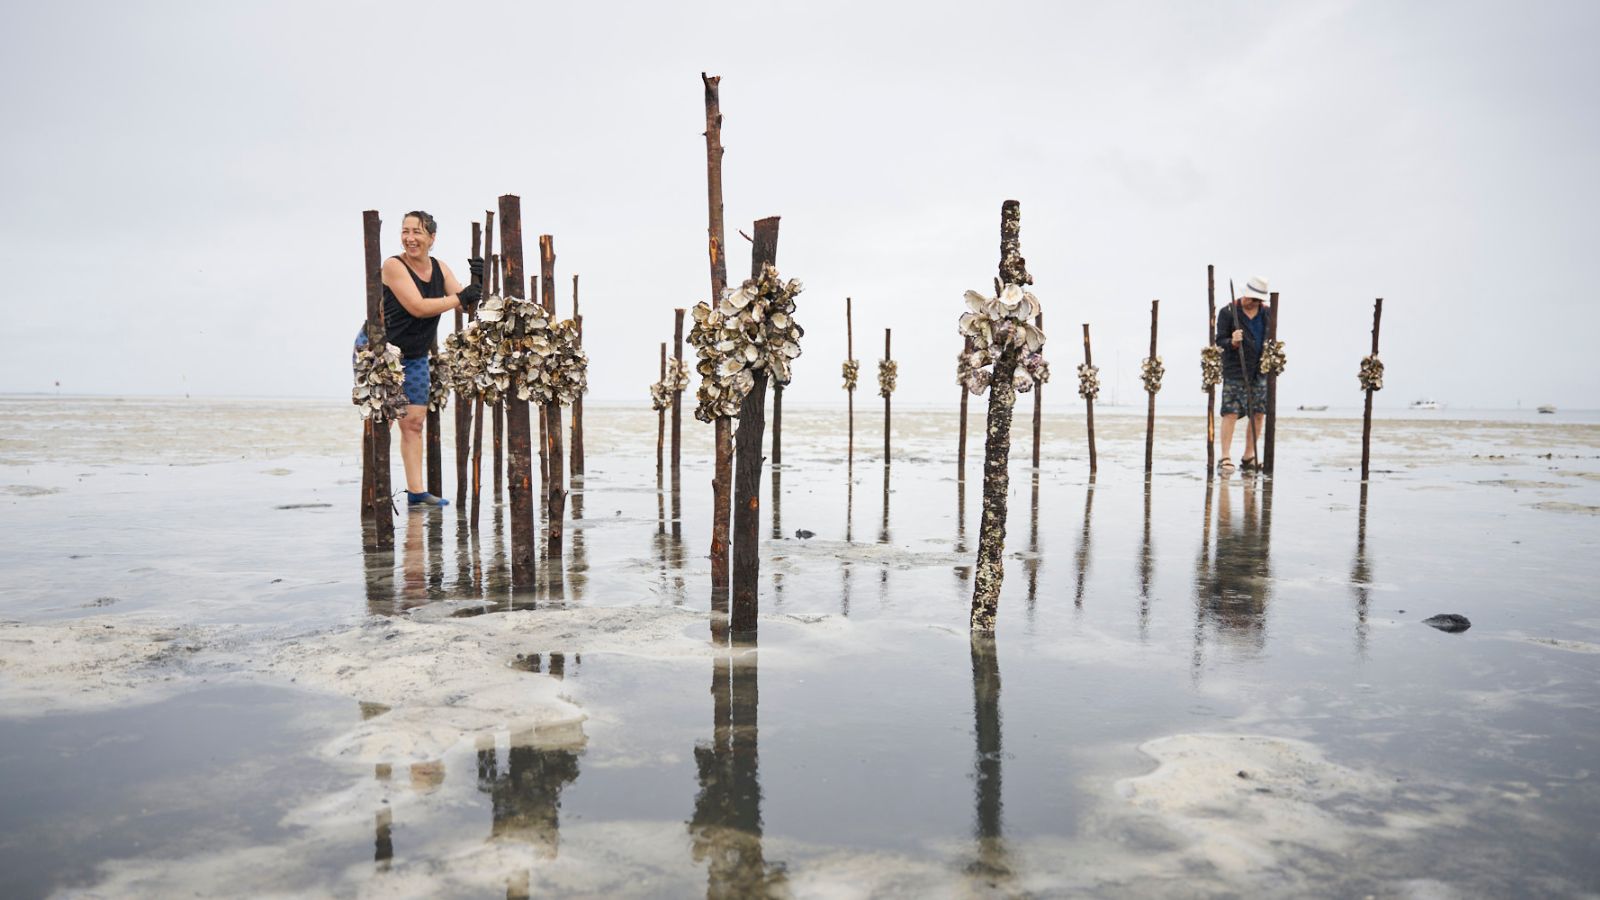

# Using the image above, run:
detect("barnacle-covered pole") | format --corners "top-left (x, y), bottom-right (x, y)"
top-left (455, 223), bottom-right (479, 507)
top-left (539, 236), bottom-right (557, 519)
top-left (361, 210), bottom-right (393, 550)
top-left (882, 329), bottom-right (893, 463)
top-left (1081, 324), bottom-right (1098, 474)
top-left (1360, 298), bottom-right (1383, 482)
top-left (702, 72), bottom-right (733, 606)
top-left (673, 309), bottom-right (686, 490)
top-left (731, 216), bottom-right (782, 640)
top-left (1263, 291), bottom-right (1280, 475)
top-left (656, 342), bottom-right (667, 485)
top-left (1205, 265), bottom-right (1217, 476)
top-left (969, 200), bottom-right (1038, 633)
top-left (540, 235), bottom-right (567, 555)
top-left (1143, 300), bottom-right (1160, 477)
top-left (845, 297), bottom-right (856, 468)
top-left (1031, 312), bottom-right (1044, 469)
top-left (499, 194), bottom-right (536, 588)
top-left (491, 252), bottom-right (504, 502)
top-left (571, 274), bottom-right (585, 478)
top-left (958, 336), bottom-right (971, 482)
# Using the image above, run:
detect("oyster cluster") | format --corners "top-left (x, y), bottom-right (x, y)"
top-left (1259, 339), bottom-right (1287, 376)
top-left (877, 359), bottom-right (898, 398)
top-left (1199, 345), bottom-right (1223, 391)
top-left (427, 346), bottom-right (452, 412)
top-left (1141, 356), bottom-right (1165, 394)
top-left (687, 264), bottom-right (805, 423)
top-left (1359, 354), bottom-right (1384, 392)
top-left (956, 284), bottom-right (1049, 398)
top-left (842, 359), bottom-right (859, 392)
top-left (649, 380), bottom-right (672, 411)
top-left (664, 358), bottom-right (692, 393)
top-left (438, 293), bottom-right (588, 407)
top-left (1077, 363), bottom-right (1101, 401)
top-left (351, 340), bottom-right (408, 422)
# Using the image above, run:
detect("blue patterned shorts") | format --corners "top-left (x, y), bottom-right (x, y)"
top-left (354, 330), bottom-right (429, 408)
top-left (1220, 373), bottom-right (1268, 417)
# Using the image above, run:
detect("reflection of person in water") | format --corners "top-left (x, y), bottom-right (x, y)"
top-left (1201, 482), bottom-right (1273, 649)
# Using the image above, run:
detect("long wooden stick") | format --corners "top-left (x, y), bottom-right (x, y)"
top-left (1360, 298), bottom-right (1383, 482)
top-left (1264, 291), bottom-right (1280, 475)
top-left (703, 72), bottom-right (732, 611)
top-left (672, 309), bottom-right (685, 491)
top-left (1082, 323), bottom-right (1097, 474)
top-left (498, 195), bottom-right (535, 588)
top-left (570, 273), bottom-right (584, 478)
top-left (846, 296), bottom-right (855, 470)
top-left (491, 253), bottom-right (503, 503)
top-left (1031, 311), bottom-right (1044, 469)
top-left (732, 216), bottom-right (780, 640)
top-left (1144, 300), bottom-right (1159, 477)
top-left (455, 223), bottom-right (479, 508)
top-left (1205, 265), bottom-right (1216, 476)
top-left (883, 329), bottom-right (892, 463)
top-left (539, 235), bottom-right (565, 556)
top-left (657, 341), bottom-right (667, 486)
top-left (361, 210), bottom-right (392, 550)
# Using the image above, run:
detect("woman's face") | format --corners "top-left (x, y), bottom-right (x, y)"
top-left (400, 216), bottom-right (435, 257)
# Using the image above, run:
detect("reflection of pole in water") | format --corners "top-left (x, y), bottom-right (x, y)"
top-left (426, 508), bottom-right (445, 595)
top-left (1200, 479), bottom-right (1274, 653)
top-left (1191, 478), bottom-right (1217, 681)
top-left (1073, 477), bottom-right (1095, 609)
top-left (476, 727), bottom-right (584, 860)
top-left (955, 481), bottom-right (972, 585)
top-left (568, 488), bottom-right (588, 606)
top-left (1138, 481), bottom-right (1155, 638)
top-left (879, 461), bottom-right (891, 602)
top-left (689, 649), bottom-right (782, 897)
top-left (401, 512), bottom-right (427, 607)
top-left (967, 634), bottom-right (1011, 884)
top-left (1352, 482), bottom-right (1372, 656)
top-left (365, 547), bottom-right (396, 617)
top-left (770, 468), bottom-right (783, 541)
top-left (1025, 473), bottom-right (1041, 624)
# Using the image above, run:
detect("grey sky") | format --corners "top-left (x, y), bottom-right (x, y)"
top-left (3, 0), bottom-right (1596, 409)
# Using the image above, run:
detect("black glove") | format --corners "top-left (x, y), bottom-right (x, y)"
top-left (468, 257), bottom-right (485, 287)
top-left (458, 283), bottom-right (482, 315)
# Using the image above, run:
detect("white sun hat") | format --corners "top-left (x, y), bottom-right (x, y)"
top-left (1240, 276), bottom-right (1270, 301)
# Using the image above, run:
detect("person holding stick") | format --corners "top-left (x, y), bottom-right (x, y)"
top-left (355, 210), bottom-right (482, 507)
top-left (1215, 276), bottom-right (1272, 474)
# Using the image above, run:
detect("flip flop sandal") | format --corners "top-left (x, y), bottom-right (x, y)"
top-left (1241, 458), bottom-right (1258, 473)
top-left (1217, 457), bottom-right (1235, 473)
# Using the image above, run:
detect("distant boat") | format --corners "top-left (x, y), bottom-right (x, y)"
top-left (1537, 405), bottom-right (1556, 414)
top-left (1409, 399), bottom-right (1440, 410)
top-left (1297, 404), bottom-right (1328, 411)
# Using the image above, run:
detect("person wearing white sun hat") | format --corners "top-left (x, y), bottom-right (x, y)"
top-left (1214, 276), bottom-right (1272, 473)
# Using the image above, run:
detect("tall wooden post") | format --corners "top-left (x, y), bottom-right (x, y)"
top-left (570, 274), bottom-right (585, 478)
top-left (846, 297), bottom-right (855, 470)
top-left (1205, 265), bottom-right (1216, 476)
top-left (657, 342), bottom-right (667, 486)
top-left (362, 210), bottom-right (393, 550)
top-left (1082, 323), bottom-right (1097, 474)
top-left (455, 223), bottom-right (480, 508)
top-left (703, 72), bottom-right (732, 610)
top-left (970, 200), bottom-right (1031, 633)
top-left (732, 216), bottom-right (780, 641)
top-left (498, 195), bottom-right (536, 588)
top-left (539, 235), bottom-right (565, 555)
top-left (1263, 291), bottom-right (1280, 476)
top-left (1031, 312), bottom-right (1044, 469)
top-left (672, 310), bottom-right (685, 491)
top-left (883, 329), bottom-right (892, 463)
top-left (491, 241), bottom-right (504, 504)
top-left (1144, 299), bottom-right (1160, 478)
top-left (1360, 298), bottom-right (1383, 482)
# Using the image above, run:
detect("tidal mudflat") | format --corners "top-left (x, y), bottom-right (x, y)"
top-left (2, 396), bottom-right (1598, 898)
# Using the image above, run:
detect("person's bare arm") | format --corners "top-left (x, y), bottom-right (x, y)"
top-left (382, 258), bottom-right (465, 318)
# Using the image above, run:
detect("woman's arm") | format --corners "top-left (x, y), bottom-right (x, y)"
top-left (382, 258), bottom-right (465, 318)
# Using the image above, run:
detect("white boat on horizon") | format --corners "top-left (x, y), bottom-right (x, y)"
top-left (1409, 399), bottom-right (1440, 410)
top-left (1538, 404), bottom-right (1556, 414)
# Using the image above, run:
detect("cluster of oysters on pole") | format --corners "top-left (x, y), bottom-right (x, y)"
top-left (688, 263), bottom-right (804, 422)
top-left (351, 339), bottom-right (409, 421)
top-left (955, 284), bottom-right (1050, 399)
top-left (440, 294), bottom-right (588, 407)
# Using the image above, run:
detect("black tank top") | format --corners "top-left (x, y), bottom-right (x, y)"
top-left (381, 256), bottom-right (446, 359)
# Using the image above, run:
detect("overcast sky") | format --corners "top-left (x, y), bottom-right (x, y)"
top-left (3, 0), bottom-right (1596, 410)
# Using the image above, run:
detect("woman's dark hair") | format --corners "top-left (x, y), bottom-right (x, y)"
top-left (404, 210), bottom-right (437, 235)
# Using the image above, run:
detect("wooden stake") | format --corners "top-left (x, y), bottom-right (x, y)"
top-left (846, 296), bottom-right (855, 470)
top-left (959, 336), bottom-right (972, 482)
top-left (1031, 311), bottom-right (1044, 469)
top-left (1205, 265), bottom-right (1216, 477)
top-left (538, 235), bottom-right (556, 521)
top-left (970, 200), bottom-right (1031, 633)
top-left (498, 195), bottom-right (536, 589)
top-left (1263, 291), bottom-right (1279, 475)
top-left (455, 224), bottom-right (480, 507)
top-left (883, 329), bottom-right (892, 463)
top-left (1144, 299), bottom-right (1159, 477)
top-left (1360, 298), bottom-right (1383, 482)
top-left (732, 216), bottom-right (780, 640)
top-left (672, 309), bottom-right (685, 491)
top-left (361, 210), bottom-right (393, 551)
top-left (702, 72), bottom-right (732, 613)
top-left (570, 274), bottom-right (584, 478)
top-left (492, 221), bottom-right (503, 504)
top-left (657, 341), bottom-right (667, 486)
top-left (1082, 323), bottom-right (1097, 474)
top-left (470, 393), bottom-right (484, 532)
top-left (539, 235), bottom-right (565, 556)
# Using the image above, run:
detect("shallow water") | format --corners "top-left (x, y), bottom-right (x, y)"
top-left (2, 395), bottom-right (1598, 897)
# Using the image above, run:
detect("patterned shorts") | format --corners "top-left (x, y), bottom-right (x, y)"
top-left (1220, 373), bottom-right (1268, 417)
top-left (354, 330), bottom-right (429, 408)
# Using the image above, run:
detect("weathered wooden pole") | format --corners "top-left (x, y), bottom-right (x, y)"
top-left (455, 223), bottom-right (480, 508)
top-left (672, 309), bottom-right (686, 491)
top-left (361, 210), bottom-right (393, 550)
top-left (846, 297), bottom-right (855, 469)
top-left (469, 385), bottom-right (485, 531)
top-left (498, 195), bottom-right (536, 588)
top-left (1144, 300), bottom-right (1160, 477)
top-left (570, 273), bottom-right (585, 479)
top-left (970, 200), bottom-right (1031, 633)
top-left (1031, 312), bottom-right (1044, 469)
top-left (1205, 265), bottom-right (1216, 476)
top-left (1081, 324), bottom-right (1097, 474)
top-left (958, 335), bottom-right (972, 483)
top-left (882, 329), bottom-right (892, 463)
top-left (702, 72), bottom-right (732, 609)
top-left (491, 252), bottom-right (504, 502)
top-left (1360, 298), bottom-right (1383, 482)
top-left (1263, 291), bottom-right (1280, 476)
top-left (539, 235), bottom-right (566, 556)
top-left (731, 216), bottom-right (781, 640)
top-left (657, 342), bottom-right (667, 486)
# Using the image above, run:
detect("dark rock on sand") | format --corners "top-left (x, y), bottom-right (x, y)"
top-left (1423, 614), bottom-right (1472, 633)
top-left (794, 529), bottom-right (815, 539)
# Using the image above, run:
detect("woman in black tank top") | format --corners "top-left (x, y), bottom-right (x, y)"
top-left (374, 210), bottom-right (482, 507)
